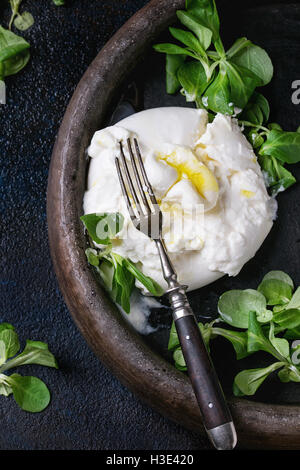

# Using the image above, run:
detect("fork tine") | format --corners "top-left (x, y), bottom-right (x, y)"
top-left (115, 156), bottom-right (138, 224)
top-left (127, 138), bottom-right (152, 215)
top-left (118, 141), bottom-right (143, 215)
top-left (133, 138), bottom-right (159, 207)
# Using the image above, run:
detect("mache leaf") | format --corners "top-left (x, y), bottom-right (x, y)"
top-left (185, 0), bottom-right (220, 43)
top-left (176, 10), bottom-right (212, 50)
top-left (258, 279), bottom-right (293, 306)
top-left (0, 328), bottom-right (20, 362)
top-left (230, 43), bottom-right (273, 86)
top-left (8, 373), bottom-right (51, 412)
top-left (123, 259), bottom-right (164, 297)
top-left (218, 289), bottom-right (266, 329)
top-left (258, 155), bottom-right (296, 196)
top-left (224, 61), bottom-right (259, 109)
top-left (268, 322), bottom-right (290, 359)
top-left (259, 130), bottom-right (300, 164)
top-left (169, 27), bottom-right (205, 55)
top-left (1, 339), bottom-right (58, 371)
top-left (273, 308), bottom-right (300, 330)
top-left (165, 54), bottom-right (185, 94)
top-left (177, 60), bottom-right (208, 101)
top-left (213, 327), bottom-right (248, 359)
top-left (80, 212), bottom-right (124, 245)
top-left (233, 362), bottom-right (284, 396)
top-left (14, 12), bottom-right (34, 31)
top-left (203, 64), bottom-right (233, 115)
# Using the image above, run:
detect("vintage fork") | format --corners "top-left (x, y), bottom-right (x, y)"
top-left (115, 138), bottom-right (237, 450)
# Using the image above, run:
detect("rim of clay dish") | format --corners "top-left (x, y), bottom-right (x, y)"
top-left (47, 0), bottom-right (300, 450)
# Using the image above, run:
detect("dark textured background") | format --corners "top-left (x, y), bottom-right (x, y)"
top-left (0, 0), bottom-right (299, 450)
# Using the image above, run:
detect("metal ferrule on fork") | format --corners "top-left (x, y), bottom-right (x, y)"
top-left (167, 287), bottom-right (194, 321)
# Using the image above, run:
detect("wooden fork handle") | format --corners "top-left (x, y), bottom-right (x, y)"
top-left (170, 294), bottom-right (237, 450)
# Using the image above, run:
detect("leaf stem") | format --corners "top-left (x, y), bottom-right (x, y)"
top-left (239, 120), bottom-right (269, 133)
top-left (0, 373), bottom-right (9, 384)
top-left (0, 351), bottom-right (36, 372)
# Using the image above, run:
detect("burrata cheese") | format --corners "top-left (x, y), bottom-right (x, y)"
top-left (83, 107), bottom-right (277, 292)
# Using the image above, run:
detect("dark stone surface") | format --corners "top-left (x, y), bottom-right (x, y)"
top-left (0, 0), bottom-right (206, 451)
top-left (0, 0), bottom-right (300, 451)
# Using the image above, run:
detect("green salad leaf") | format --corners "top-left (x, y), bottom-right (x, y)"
top-left (246, 312), bottom-right (285, 359)
top-left (269, 322), bottom-right (290, 359)
top-left (176, 10), bottom-right (213, 51)
top-left (2, 0), bottom-right (66, 94)
top-left (0, 376), bottom-right (13, 397)
top-left (81, 213), bottom-right (164, 313)
top-left (273, 309), bottom-right (300, 330)
top-left (0, 328), bottom-right (20, 363)
top-left (0, 323), bottom-right (15, 333)
top-left (258, 271), bottom-right (293, 305)
top-left (241, 92), bottom-right (270, 125)
top-left (168, 321), bottom-right (180, 351)
top-left (285, 287), bottom-right (300, 310)
top-left (259, 130), bottom-right (300, 164)
top-left (123, 259), bottom-right (164, 297)
top-left (218, 289), bottom-right (266, 328)
top-left (0, 25), bottom-right (30, 79)
top-left (0, 323), bottom-right (58, 412)
top-left (225, 37), bottom-right (251, 60)
top-left (13, 11), bottom-right (34, 31)
top-left (8, 1), bottom-right (34, 31)
top-left (154, 0), bottom-right (299, 194)
top-left (185, 0), bottom-right (220, 45)
top-left (233, 362), bottom-right (285, 396)
top-left (1, 339), bottom-right (58, 371)
top-left (81, 212), bottom-right (124, 245)
top-left (8, 374), bottom-right (50, 413)
top-left (258, 155), bottom-right (296, 196)
top-left (278, 365), bottom-right (300, 383)
top-left (154, 0), bottom-right (272, 113)
top-left (223, 61), bottom-right (259, 109)
top-left (177, 60), bottom-right (208, 101)
top-left (203, 64), bottom-right (233, 114)
top-left (166, 54), bottom-right (185, 94)
top-left (169, 271), bottom-right (300, 397)
top-left (111, 255), bottom-right (135, 314)
top-left (230, 44), bottom-right (273, 87)
top-left (212, 327), bottom-right (248, 360)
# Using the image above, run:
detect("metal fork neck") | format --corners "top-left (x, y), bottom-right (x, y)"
top-left (154, 238), bottom-right (178, 287)
top-left (155, 238), bottom-right (194, 321)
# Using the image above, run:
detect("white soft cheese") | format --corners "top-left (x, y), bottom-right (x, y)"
top-left (83, 107), bottom-right (277, 292)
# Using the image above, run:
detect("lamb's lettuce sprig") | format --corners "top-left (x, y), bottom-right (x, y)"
top-left (8, 0), bottom-right (64, 31)
top-left (81, 213), bottom-right (164, 313)
top-left (0, 25), bottom-right (30, 86)
top-left (154, 0), bottom-right (273, 112)
top-left (1, 0), bottom-right (65, 93)
top-left (9, 1), bottom-right (34, 31)
top-left (169, 271), bottom-right (300, 396)
top-left (154, 0), bottom-right (300, 196)
top-left (0, 323), bottom-right (58, 412)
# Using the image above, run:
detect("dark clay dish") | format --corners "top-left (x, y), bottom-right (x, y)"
top-left (47, 0), bottom-right (300, 449)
